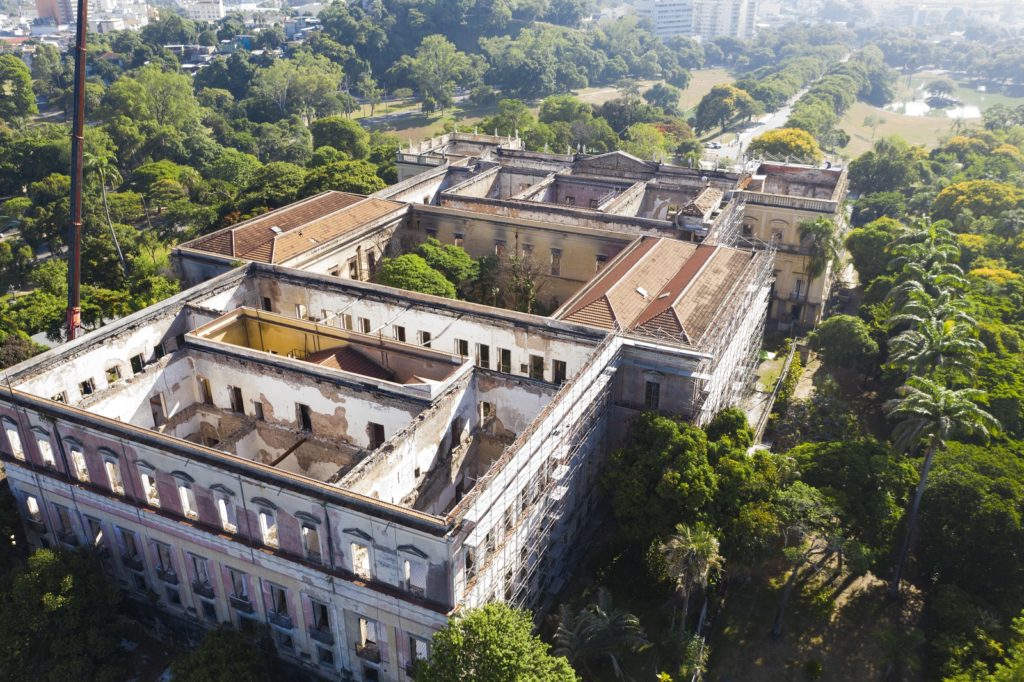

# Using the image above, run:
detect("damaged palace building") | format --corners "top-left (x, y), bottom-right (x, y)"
top-left (0, 136), bottom-right (844, 681)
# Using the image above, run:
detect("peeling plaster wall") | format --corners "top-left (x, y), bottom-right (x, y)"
top-left (246, 274), bottom-right (602, 388)
top-left (186, 350), bottom-right (423, 450)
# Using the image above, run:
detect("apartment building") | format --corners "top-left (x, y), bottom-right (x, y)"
top-left (636, 0), bottom-right (757, 39)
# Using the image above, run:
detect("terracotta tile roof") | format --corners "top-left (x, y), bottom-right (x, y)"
top-left (679, 187), bottom-right (724, 217)
top-left (184, 191), bottom-right (369, 261)
top-left (560, 237), bottom-right (755, 346)
top-left (270, 198), bottom-right (404, 264)
top-left (306, 346), bottom-right (395, 381)
top-left (560, 238), bottom-right (698, 330)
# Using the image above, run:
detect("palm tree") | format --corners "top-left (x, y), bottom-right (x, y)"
top-left (887, 317), bottom-right (984, 379)
top-left (83, 151), bottom-right (128, 273)
top-left (887, 217), bottom-right (959, 273)
top-left (887, 287), bottom-right (975, 332)
top-left (660, 523), bottom-right (723, 632)
top-left (798, 217), bottom-right (841, 280)
top-left (554, 588), bottom-right (646, 680)
top-left (884, 376), bottom-right (999, 596)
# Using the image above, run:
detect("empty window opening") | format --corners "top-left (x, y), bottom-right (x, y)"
top-left (53, 504), bottom-right (74, 541)
top-left (105, 460), bottom-right (125, 495)
top-left (297, 404), bottom-right (313, 432)
top-left (79, 378), bottom-right (95, 397)
top-left (317, 646), bottom-right (334, 666)
top-left (130, 354), bottom-right (146, 374)
top-left (198, 377), bottom-right (212, 405)
top-left (261, 297), bottom-right (273, 312)
top-left (352, 543), bottom-right (371, 580)
top-left (229, 569), bottom-right (249, 601)
top-left (51, 391), bottom-right (68, 403)
top-left (85, 516), bottom-right (103, 547)
top-left (498, 348), bottom-right (511, 373)
top-left (216, 496), bottom-right (237, 533)
top-left (367, 421), bottom-right (385, 449)
top-left (596, 254), bottom-right (609, 271)
top-left (178, 483), bottom-right (198, 520)
top-left (295, 304), bottom-right (307, 319)
top-left (347, 257), bottom-right (359, 279)
top-left (153, 343), bottom-right (166, 361)
top-left (418, 330), bottom-right (432, 347)
top-left (644, 380), bottom-right (661, 411)
top-left (342, 314), bottom-right (353, 331)
top-left (150, 394), bottom-right (167, 427)
top-left (550, 248), bottom-right (562, 276)
top-left (565, 195), bottom-right (575, 205)
top-left (393, 325), bottom-right (406, 343)
top-left (269, 582), bottom-right (289, 618)
top-left (141, 471), bottom-right (160, 507)
top-left (553, 359), bottom-right (567, 385)
top-left (367, 250), bottom-right (377, 275)
top-left (35, 433), bottom-right (56, 468)
top-left (453, 233), bottom-right (464, 247)
top-left (476, 343), bottom-right (490, 369)
top-left (456, 338), bottom-right (469, 357)
top-left (105, 365), bottom-right (122, 384)
top-left (70, 446), bottom-right (89, 481)
top-left (529, 355), bottom-right (544, 381)
top-left (464, 546), bottom-right (477, 579)
top-left (253, 401), bottom-right (265, 421)
top-left (155, 541), bottom-right (175, 578)
top-left (312, 599), bottom-right (331, 633)
top-left (259, 509), bottom-right (279, 548)
top-left (410, 636), bottom-right (429, 663)
top-left (403, 559), bottom-right (426, 597)
top-left (191, 554), bottom-right (211, 589)
top-left (359, 317), bottom-right (371, 334)
top-left (25, 495), bottom-right (42, 522)
top-left (229, 386), bottom-right (244, 414)
top-left (302, 524), bottom-right (322, 563)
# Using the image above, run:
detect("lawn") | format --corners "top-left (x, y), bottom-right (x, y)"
top-left (840, 70), bottom-right (1024, 157)
top-left (365, 68), bottom-right (734, 143)
top-left (839, 101), bottom-right (961, 158)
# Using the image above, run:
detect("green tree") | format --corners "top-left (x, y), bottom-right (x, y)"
top-left (809, 314), bottom-right (879, 373)
top-left (0, 54), bottom-right (38, 123)
top-left (300, 160), bottom-right (385, 195)
top-left (554, 589), bottom-right (645, 680)
top-left (748, 128), bottom-right (823, 163)
top-left (660, 523), bottom-right (723, 632)
top-left (308, 115), bottom-right (370, 158)
top-left (171, 626), bottom-right (273, 682)
top-left (417, 603), bottom-right (577, 682)
top-left (621, 122), bottom-right (670, 160)
top-left (0, 548), bottom-right (129, 681)
top-left (236, 161), bottom-right (307, 211)
top-left (250, 53), bottom-right (345, 121)
top-left (845, 217), bottom-right (902, 284)
top-left (84, 152), bottom-right (128, 274)
top-left (602, 413), bottom-right (717, 542)
top-left (798, 216), bottom-right (840, 280)
top-left (848, 137), bottom-right (928, 195)
top-left (415, 238), bottom-right (479, 286)
top-left (694, 84), bottom-right (755, 133)
top-left (851, 192), bottom-right (906, 227)
top-left (887, 317), bottom-right (983, 380)
top-left (375, 254), bottom-right (457, 298)
top-left (926, 77), bottom-right (957, 97)
top-left (395, 35), bottom-right (481, 114)
top-left (643, 82), bottom-right (682, 115)
top-left (883, 376), bottom-right (999, 595)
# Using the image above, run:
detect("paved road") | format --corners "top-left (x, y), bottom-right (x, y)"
top-left (704, 85), bottom-right (811, 164)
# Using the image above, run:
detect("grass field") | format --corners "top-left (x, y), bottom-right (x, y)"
top-left (839, 101), bottom-right (962, 157)
top-left (366, 68), bottom-right (734, 143)
top-left (840, 69), bottom-right (1024, 157)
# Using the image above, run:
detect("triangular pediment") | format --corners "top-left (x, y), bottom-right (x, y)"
top-left (573, 151), bottom-right (657, 176)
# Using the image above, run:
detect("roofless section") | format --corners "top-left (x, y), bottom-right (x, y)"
top-left (191, 308), bottom-right (467, 397)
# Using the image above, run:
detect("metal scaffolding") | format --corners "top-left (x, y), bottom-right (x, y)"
top-left (448, 334), bottom-right (622, 616)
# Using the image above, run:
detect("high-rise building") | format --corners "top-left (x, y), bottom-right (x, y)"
top-left (636, 0), bottom-right (757, 40)
top-left (691, 0), bottom-right (757, 40)
top-left (636, 0), bottom-right (693, 39)
top-left (35, 0), bottom-right (74, 24)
